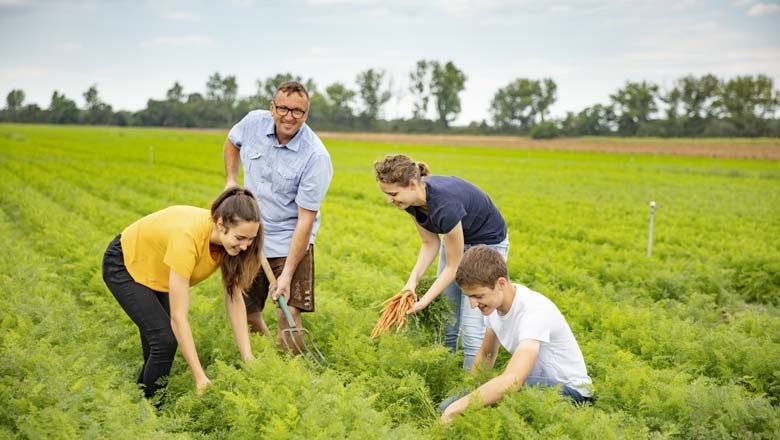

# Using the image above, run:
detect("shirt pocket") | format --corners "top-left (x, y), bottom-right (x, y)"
top-left (244, 146), bottom-right (271, 184)
top-left (272, 164), bottom-right (298, 204)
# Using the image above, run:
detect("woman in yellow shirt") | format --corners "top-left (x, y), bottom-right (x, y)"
top-left (102, 187), bottom-right (262, 400)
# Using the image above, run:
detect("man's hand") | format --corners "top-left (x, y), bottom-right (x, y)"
top-left (271, 272), bottom-right (292, 303)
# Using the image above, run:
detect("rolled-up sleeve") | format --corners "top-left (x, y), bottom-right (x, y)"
top-left (228, 113), bottom-right (252, 148)
top-left (295, 153), bottom-right (333, 212)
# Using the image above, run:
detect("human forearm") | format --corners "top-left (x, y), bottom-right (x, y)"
top-left (442, 373), bottom-right (521, 420)
top-left (225, 290), bottom-right (254, 361)
top-left (272, 208), bottom-right (316, 301)
top-left (281, 225), bottom-right (311, 279)
top-left (443, 339), bottom-right (539, 423)
top-left (170, 315), bottom-right (208, 383)
top-left (415, 224), bottom-right (463, 307)
top-left (223, 139), bottom-right (240, 187)
top-left (405, 240), bottom-right (439, 290)
top-left (417, 265), bottom-right (456, 306)
top-left (471, 341), bottom-right (499, 373)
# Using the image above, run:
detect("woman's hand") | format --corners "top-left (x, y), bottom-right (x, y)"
top-left (196, 376), bottom-right (211, 395)
top-left (406, 296), bottom-right (431, 315)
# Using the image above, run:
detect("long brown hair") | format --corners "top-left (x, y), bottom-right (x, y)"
top-left (211, 187), bottom-right (262, 300)
top-left (373, 154), bottom-right (431, 186)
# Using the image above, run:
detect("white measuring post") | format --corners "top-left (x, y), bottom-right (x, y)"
top-left (647, 201), bottom-right (656, 257)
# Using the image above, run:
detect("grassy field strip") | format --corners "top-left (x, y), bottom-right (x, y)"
top-left (1, 124), bottom-right (778, 438)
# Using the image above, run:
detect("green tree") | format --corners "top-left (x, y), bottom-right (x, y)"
top-left (308, 82), bottom-right (357, 130)
top-left (672, 74), bottom-right (720, 135)
top-left (489, 78), bottom-right (556, 131)
top-left (660, 86), bottom-right (683, 136)
top-left (6, 89), bottom-right (25, 112)
top-left (48, 91), bottom-right (80, 124)
top-left (610, 81), bottom-right (659, 135)
top-left (716, 74), bottom-right (778, 136)
top-left (355, 68), bottom-right (392, 125)
top-left (206, 73), bottom-right (239, 126)
top-left (572, 104), bottom-right (616, 135)
top-left (82, 84), bottom-right (114, 125)
top-left (409, 60), bottom-right (432, 119)
top-left (325, 83), bottom-right (356, 115)
top-left (166, 81), bottom-right (185, 102)
top-left (430, 61), bottom-right (466, 128)
top-left (536, 78), bottom-right (557, 123)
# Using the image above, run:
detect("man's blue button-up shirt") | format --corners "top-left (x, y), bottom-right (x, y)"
top-left (228, 110), bottom-right (333, 258)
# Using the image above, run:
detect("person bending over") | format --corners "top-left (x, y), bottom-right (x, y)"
top-left (102, 187), bottom-right (262, 399)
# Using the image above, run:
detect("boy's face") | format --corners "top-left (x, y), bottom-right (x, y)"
top-left (463, 283), bottom-right (502, 315)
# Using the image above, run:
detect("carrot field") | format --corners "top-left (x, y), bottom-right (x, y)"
top-left (1, 124), bottom-right (779, 439)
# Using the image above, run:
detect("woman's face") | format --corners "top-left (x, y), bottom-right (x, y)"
top-left (219, 220), bottom-right (260, 256)
top-left (378, 180), bottom-right (421, 210)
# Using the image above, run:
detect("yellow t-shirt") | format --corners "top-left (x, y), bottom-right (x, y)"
top-left (120, 206), bottom-right (221, 292)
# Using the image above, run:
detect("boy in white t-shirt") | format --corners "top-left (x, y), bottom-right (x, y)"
top-left (440, 245), bottom-right (593, 424)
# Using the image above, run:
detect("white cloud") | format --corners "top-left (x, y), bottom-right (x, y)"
top-left (0, 0), bottom-right (31, 6)
top-left (58, 42), bottom-right (83, 52)
top-left (143, 35), bottom-right (216, 49)
top-left (227, 0), bottom-right (256, 7)
top-left (0, 65), bottom-right (48, 80)
top-left (162, 11), bottom-right (200, 22)
top-left (747, 3), bottom-right (780, 15)
top-left (732, 0), bottom-right (780, 15)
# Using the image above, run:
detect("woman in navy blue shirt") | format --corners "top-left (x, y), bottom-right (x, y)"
top-left (374, 154), bottom-right (509, 369)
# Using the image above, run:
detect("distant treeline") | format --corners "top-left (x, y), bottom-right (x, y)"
top-left (1, 60), bottom-right (779, 138)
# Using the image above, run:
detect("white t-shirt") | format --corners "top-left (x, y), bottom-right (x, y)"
top-left (484, 284), bottom-right (592, 396)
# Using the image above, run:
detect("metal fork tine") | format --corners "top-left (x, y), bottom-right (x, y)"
top-left (261, 253), bottom-right (328, 368)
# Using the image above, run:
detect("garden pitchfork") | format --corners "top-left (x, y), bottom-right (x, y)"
top-left (260, 254), bottom-right (328, 368)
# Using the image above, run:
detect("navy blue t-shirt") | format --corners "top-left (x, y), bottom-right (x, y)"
top-left (405, 176), bottom-right (507, 245)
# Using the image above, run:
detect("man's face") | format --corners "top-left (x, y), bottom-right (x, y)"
top-left (464, 283), bottom-right (501, 315)
top-left (271, 91), bottom-right (308, 142)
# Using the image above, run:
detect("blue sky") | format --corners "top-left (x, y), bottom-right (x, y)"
top-left (1, 0), bottom-right (778, 125)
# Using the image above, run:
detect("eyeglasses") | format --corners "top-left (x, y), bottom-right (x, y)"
top-left (272, 102), bottom-right (306, 119)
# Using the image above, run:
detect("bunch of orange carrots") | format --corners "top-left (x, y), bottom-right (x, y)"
top-left (370, 290), bottom-right (416, 339)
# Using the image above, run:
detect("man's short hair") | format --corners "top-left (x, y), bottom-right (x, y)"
top-left (275, 81), bottom-right (309, 101)
top-left (455, 245), bottom-right (508, 289)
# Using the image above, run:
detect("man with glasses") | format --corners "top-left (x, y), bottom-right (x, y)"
top-left (223, 81), bottom-right (333, 353)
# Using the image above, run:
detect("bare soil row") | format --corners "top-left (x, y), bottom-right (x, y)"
top-left (318, 132), bottom-right (780, 160)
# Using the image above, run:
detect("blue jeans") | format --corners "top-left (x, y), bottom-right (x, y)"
top-left (438, 376), bottom-right (592, 412)
top-left (439, 237), bottom-right (509, 369)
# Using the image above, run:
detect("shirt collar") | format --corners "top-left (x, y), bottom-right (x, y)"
top-left (264, 120), bottom-right (303, 152)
